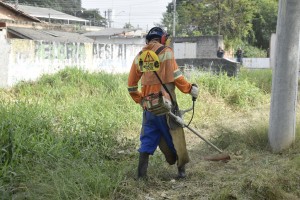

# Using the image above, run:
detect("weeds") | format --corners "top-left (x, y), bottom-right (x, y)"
top-left (238, 68), bottom-right (272, 93)
top-left (197, 72), bottom-right (267, 108)
top-left (1, 68), bottom-right (299, 199)
top-left (0, 68), bottom-right (139, 199)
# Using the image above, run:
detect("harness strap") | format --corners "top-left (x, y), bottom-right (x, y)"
top-left (153, 71), bottom-right (175, 106)
top-left (155, 45), bottom-right (166, 55)
top-left (154, 46), bottom-right (176, 106)
top-left (139, 45), bottom-right (166, 55)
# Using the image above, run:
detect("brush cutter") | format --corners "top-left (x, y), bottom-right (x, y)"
top-left (139, 61), bottom-right (230, 161)
top-left (168, 98), bottom-right (231, 162)
top-left (143, 91), bottom-right (230, 161)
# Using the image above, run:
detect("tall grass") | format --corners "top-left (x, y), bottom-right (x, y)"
top-left (2, 67), bottom-right (297, 200)
top-left (194, 71), bottom-right (268, 108)
top-left (238, 68), bottom-right (272, 94)
top-left (0, 68), bottom-right (140, 199)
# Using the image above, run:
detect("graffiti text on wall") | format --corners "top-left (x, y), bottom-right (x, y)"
top-left (35, 41), bottom-right (86, 63)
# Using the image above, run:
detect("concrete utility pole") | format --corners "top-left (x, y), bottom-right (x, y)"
top-left (15, 0), bottom-right (18, 9)
top-left (269, 0), bottom-right (300, 152)
top-left (217, 0), bottom-right (221, 35)
top-left (172, 0), bottom-right (176, 37)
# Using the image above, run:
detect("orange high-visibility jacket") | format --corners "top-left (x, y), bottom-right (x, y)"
top-left (128, 41), bottom-right (192, 104)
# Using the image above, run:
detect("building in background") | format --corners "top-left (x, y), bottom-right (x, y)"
top-left (0, 1), bottom-right (40, 22)
top-left (0, 1), bottom-right (242, 88)
top-left (15, 4), bottom-right (88, 25)
top-left (83, 28), bottom-right (146, 44)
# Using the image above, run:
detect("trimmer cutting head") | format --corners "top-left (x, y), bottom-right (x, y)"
top-left (203, 153), bottom-right (231, 162)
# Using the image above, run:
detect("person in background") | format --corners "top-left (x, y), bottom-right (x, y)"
top-left (127, 27), bottom-right (199, 179)
top-left (217, 46), bottom-right (224, 58)
top-left (236, 47), bottom-right (243, 64)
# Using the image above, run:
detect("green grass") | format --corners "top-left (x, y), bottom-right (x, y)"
top-left (196, 72), bottom-right (268, 108)
top-left (1, 67), bottom-right (300, 199)
top-left (0, 68), bottom-right (140, 199)
top-left (238, 68), bottom-right (273, 94)
top-left (210, 124), bottom-right (300, 200)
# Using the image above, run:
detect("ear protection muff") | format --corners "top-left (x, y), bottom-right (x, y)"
top-left (161, 33), bottom-right (167, 45)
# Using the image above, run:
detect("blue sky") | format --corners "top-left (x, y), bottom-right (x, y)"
top-left (81, 0), bottom-right (172, 31)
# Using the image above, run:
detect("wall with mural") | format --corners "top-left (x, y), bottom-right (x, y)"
top-left (1, 38), bottom-right (143, 87)
top-left (0, 29), bottom-right (10, 88)
top-left (92, 43), bottom-right (142, 73)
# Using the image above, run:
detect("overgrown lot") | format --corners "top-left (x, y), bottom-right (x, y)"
top-left (1, 68), bottom-right (299, 199)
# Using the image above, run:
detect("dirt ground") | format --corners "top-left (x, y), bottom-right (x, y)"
top-left (115, 103), bottom-right (275, 200)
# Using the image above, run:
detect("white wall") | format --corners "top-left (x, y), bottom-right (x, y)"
top-left (174, 43), bottom-right (197, 58)
top-left (1, 36), bottom-right (273, 88)
top-left (173, 36), bottom-right (223, 59)
top-left (92, 43), bottom-right (142, 73)
top-left (243, 58), bottom-right (270, 69)
top-left (1, 38), bottom-right (143, 88)
top-left (0, 29), bottom-right (10, 88)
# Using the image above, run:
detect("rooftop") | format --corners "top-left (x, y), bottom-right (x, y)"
top-left (0, 1), bottom-right (40, 22)
top-left (83, 28), bottom-right (146, 38)
top-left (13, 4), bottom-right (88, 23)
top-left (8, 26), bottom-right (94, 43)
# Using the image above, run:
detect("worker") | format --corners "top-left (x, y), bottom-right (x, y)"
top-left (217, 46), bottom-right (225, 58)
top-left (236, 47), bottom-right (243, 64)
top-left (127, 27), bottom-right (199, 179)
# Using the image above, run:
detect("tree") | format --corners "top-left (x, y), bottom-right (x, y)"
top-left (174, 0), bottom-right (255, 39)
top-left (161, 11), bottom-right (175, 35)
top-left (78, 9), bottom-right (106, 27)
top-left (162, 0), bottom-right (202, 36)
top-left (123, 23), bottom-right (134, 29)
top-left (161, 0), bottom-right (278, 50)
top-left (250, 0), bottom-right (278, 49)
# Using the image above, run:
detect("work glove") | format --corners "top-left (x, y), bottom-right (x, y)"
top-left (190, 84), bottom-right (199, 101)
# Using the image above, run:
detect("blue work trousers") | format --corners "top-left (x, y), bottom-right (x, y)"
top-left (139, 110), bottom-right (176, 155)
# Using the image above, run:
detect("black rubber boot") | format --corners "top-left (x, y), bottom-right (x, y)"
top-left (177, 165), bottom-right (186, 179)
top-left (137, 152), bottom-right (149, 179)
